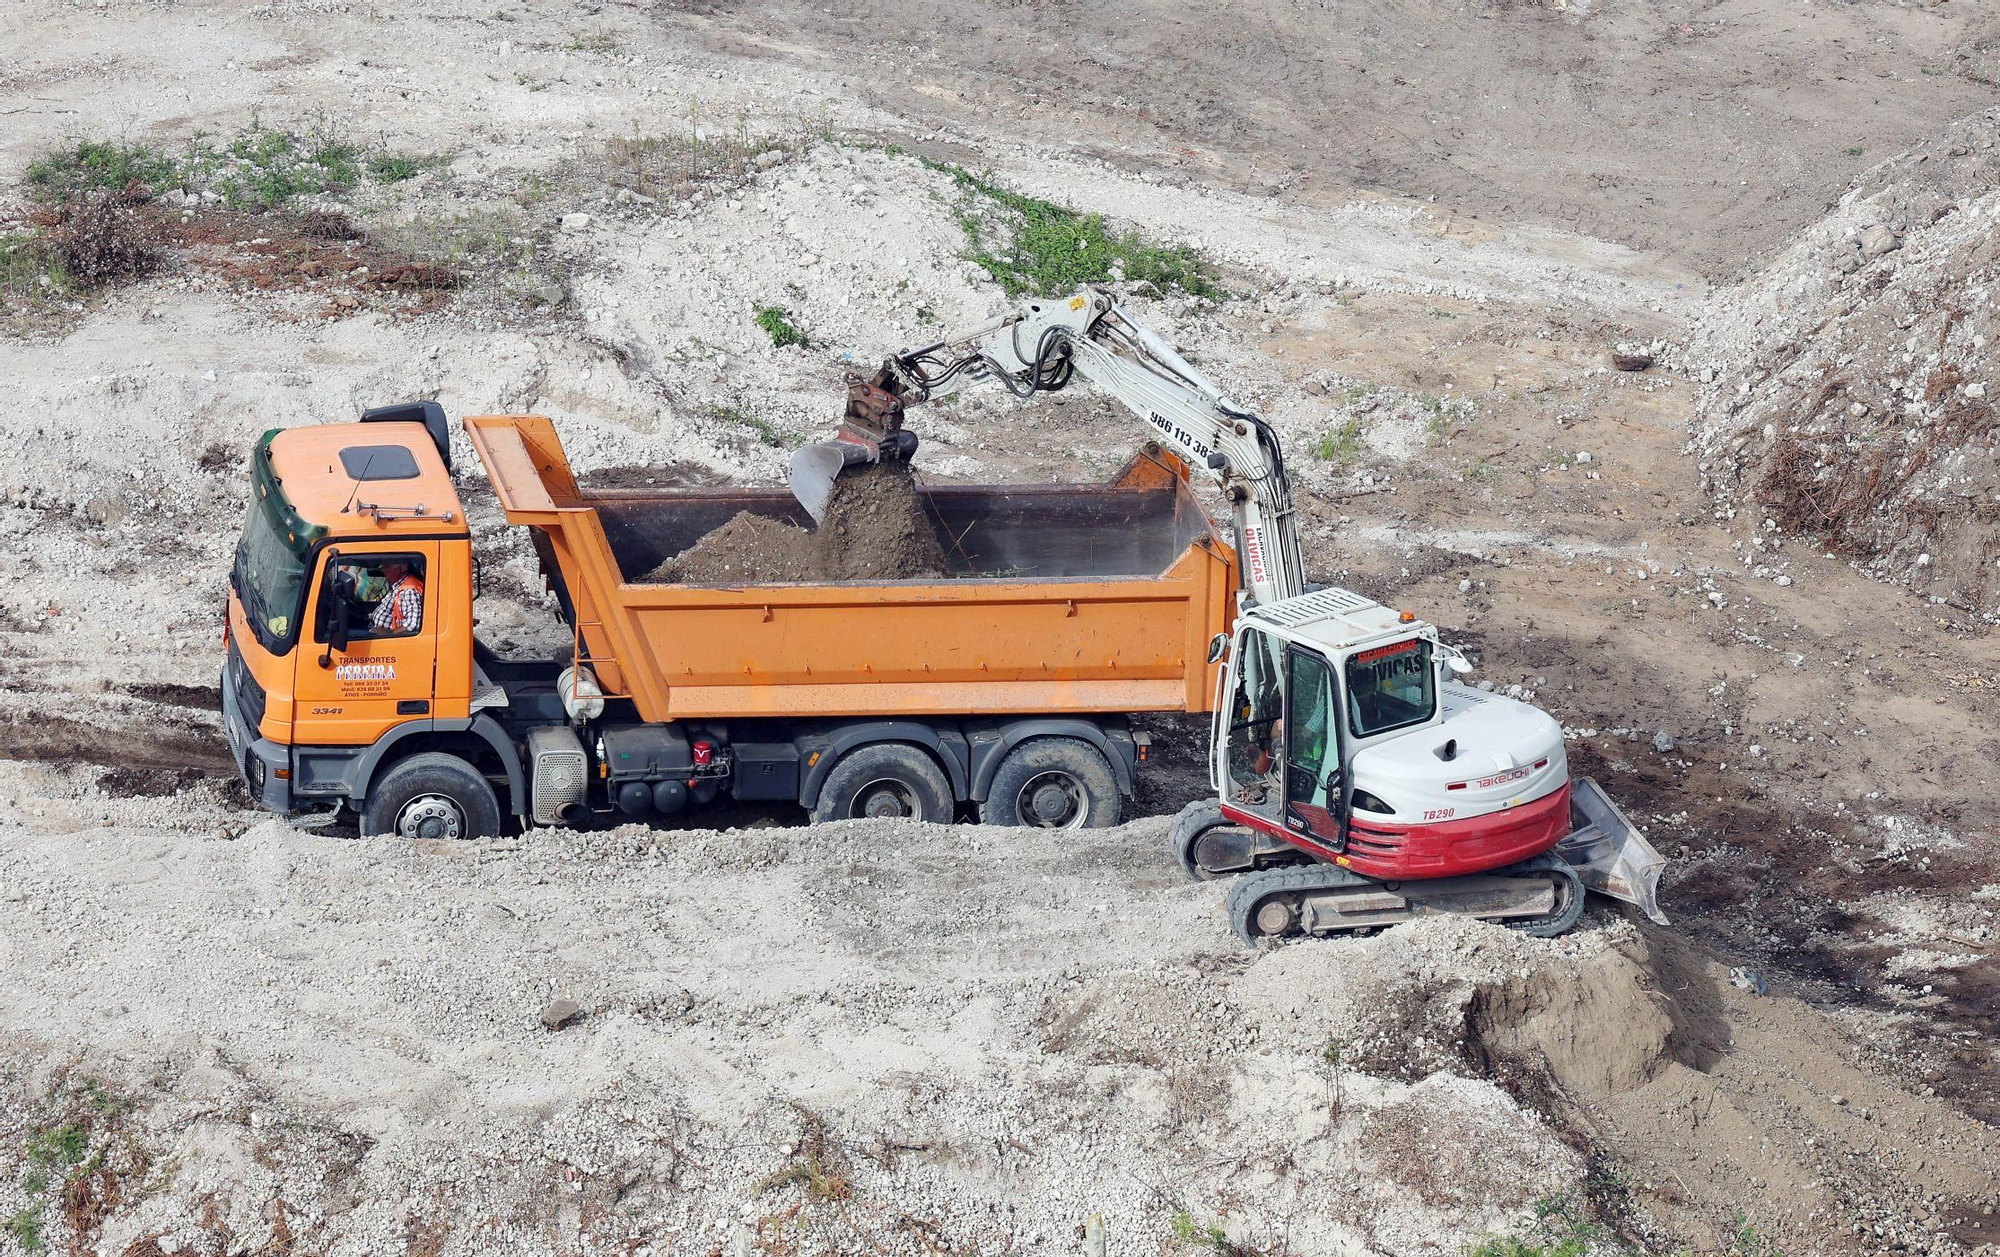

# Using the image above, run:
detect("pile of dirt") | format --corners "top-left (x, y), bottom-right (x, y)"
top-left (1690, 107), bottom-right (2000, 620)
top-left (647, 461), bottom-right (948, 584)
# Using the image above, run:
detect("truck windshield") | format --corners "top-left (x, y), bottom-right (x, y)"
top-left (1345, 639), bottom-right (1435, 738)
top-left (233, 499), bottom-right (307, 651)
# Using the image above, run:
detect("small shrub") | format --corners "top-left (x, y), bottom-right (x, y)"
top-left (48, 192), bottom-right (164, 289)
top-left (710, 405), bottom-right (783, 447)
top-left (908, 151), bottom-right (1224, 300)
top-left (1311, 419), bottom-right (1362, 464)
top-left (1727, 1213), bottom-right (1785, 1257)
top-left (24, 141), bottom-right (177, 201)
top-left (367, 153), bottom-right (421, 183)
top-left (1169, 1211), bottom-right (1271, 1257)
top-left (5, 1205), bottom-right (43, 1253)
top-left (754, 304), bottom-right (808, 349)
top-left (0, 231), bottom-right (78, 307)
top-left (1468, 1194), bottom-right (1615, 1257)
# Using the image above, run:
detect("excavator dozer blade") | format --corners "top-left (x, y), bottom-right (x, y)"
top-left (1555, 776), bottom-right (1668, 925)
top-left (788, 441), bottom-right (871, 524)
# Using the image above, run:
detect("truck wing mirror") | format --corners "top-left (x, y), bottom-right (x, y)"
top-left (1206, 633), bottom-right (1230, 665)
top-left (1446, 654), bottom-right (1474, 675)
top-left (318, 549), bottom-right (350, 668)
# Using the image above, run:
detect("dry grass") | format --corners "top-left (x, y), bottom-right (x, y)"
top-left (47, 189), bottom-right (164, 287)
top-left (1759, 369), bottom-right (1997, 558)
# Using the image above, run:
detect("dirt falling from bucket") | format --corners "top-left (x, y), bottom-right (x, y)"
top-left (647, 462), bottom-right (948, 584)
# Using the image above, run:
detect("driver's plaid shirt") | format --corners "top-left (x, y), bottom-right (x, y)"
top-left (370, 579), bottom-right (422, 633)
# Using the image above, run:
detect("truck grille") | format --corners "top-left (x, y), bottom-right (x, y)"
top-left (228, 642), bottom-right (267, 734)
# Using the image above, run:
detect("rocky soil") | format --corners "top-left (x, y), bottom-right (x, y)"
top-left (1692, 107), bottom-right (2000, 619)
top-left (2, 1), bottom-right (1998, 1255)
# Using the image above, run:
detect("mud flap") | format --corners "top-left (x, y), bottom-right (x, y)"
top-left (1556, 776), bottom-right (1669, 925)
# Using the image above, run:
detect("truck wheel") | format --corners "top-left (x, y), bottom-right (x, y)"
top-left (979, 738), bottom-right (1121, 829)
top-left (810, 744), bottom-right (953, 824)
top-left (361, 752), bottom-right (502, 840)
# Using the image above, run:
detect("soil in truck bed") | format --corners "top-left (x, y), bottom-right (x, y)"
top-left (646, 461), bottom-right (948, 584)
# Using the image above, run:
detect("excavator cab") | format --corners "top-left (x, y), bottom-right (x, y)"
top-left (1214, 623), bottom-right (1348, 851)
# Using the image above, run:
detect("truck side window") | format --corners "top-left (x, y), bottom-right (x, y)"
top-left (333, 555), bottom-right (426, 640)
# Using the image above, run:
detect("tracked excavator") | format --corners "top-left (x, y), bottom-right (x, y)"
top-left (791, 288), bottom-right (1668, 941)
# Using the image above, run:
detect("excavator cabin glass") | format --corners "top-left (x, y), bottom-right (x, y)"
top-left (1344, 638), bottom-right (1435, 738)
top-left (1224, 629), bottom-right (1286, 821)
top-left (1283, 648), bottom-right (1343, 844)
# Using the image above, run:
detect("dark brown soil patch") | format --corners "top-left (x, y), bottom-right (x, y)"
top-left (122, 682), bottom-right (222, 711)
top-left (0, 714), bottom-right (232, 773)
top-left (583, 462), bottom-right (707, 490)
top-left (96, 765), bottom-right (213, 798)
top-left (648, 462), bottom-right (946, 584)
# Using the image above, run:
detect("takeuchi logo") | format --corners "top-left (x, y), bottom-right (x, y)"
top-left (336, 662), bottom-right (397, 682)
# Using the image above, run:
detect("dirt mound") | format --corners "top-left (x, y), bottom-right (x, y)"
top-left (1691, 108), bottom-right (2000, 619)
top-left (647, 462), bottom-right (948, 584)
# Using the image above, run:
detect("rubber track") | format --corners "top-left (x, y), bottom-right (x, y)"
top-left (1168, 798), bottom-right (1229, 881)
top-left (1225, 862), bottom-right (1368, 943)
top-left (1503, 852), bottom-right (1587, 938)
top-left (1224, 853), bottom-right (1587, 944)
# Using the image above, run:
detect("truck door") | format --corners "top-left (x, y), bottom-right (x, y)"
top-left (1281, 647), bottom-right (1346, 849)
top-left (1217, 625), bottom-right (1287, 827)
top-left (295, 542), bottom-right (442, 745)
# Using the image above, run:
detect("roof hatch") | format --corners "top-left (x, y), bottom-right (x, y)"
top-left (338, 444), bottom-right (422, 481)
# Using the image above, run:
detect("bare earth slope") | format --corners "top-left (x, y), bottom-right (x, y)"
top-left (670, 0), bottom-right (1995, 277)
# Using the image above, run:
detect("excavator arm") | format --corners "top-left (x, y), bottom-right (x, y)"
top-left (793, 289), bottom-right (1308, 607)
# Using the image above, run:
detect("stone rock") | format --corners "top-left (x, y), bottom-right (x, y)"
top-left (1858, 224), bottom-right (1900, 257)
top-left (1651, 731), bottom-right (1677, 753)
top-left (560, 213), bottom-right (592, 233)
top-left (541, 998), bottom-right (584, 1031)
top-left (1575, 451), bottom-right (1593, 465)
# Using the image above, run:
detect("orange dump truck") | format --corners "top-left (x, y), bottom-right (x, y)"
top-left (222, 403), bottom-right (1238, 838)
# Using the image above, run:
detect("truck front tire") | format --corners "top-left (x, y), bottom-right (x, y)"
top-left (979, 737), bottom-right (1121, 829)
top-left (810, 744), bottom-right (954, 824)
top-left (361, 752), bottom-right (503, 840)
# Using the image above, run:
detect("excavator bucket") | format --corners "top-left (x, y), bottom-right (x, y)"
top-left (1555, 777), bottom-right (1668, 925)
top-left (788, 368), bottom-right (912, 524)
top-left (788, 440), bottom-right (872, 524)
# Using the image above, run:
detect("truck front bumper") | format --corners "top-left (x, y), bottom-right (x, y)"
top-left (221, 663), bottom-right (293, 812)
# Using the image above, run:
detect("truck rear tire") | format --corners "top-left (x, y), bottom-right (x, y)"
top-left (361, 752), bottom-right (502, 840)
top-left (810, 744), bottom-right (954, 824)
top-left (979, 737), bottom-right (1121, 829)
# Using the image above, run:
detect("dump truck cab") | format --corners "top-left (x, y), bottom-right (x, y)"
top-left (223, 403), bottom-right (514, 826)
